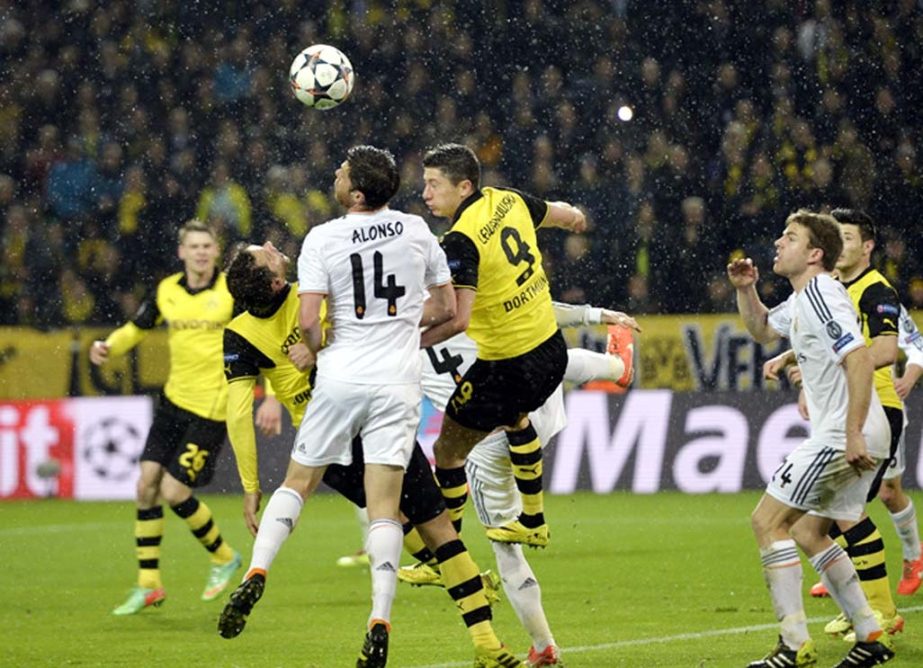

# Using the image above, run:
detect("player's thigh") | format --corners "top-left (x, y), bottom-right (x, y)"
top-left (467, 434), bottom-right (520, 528)
top-left (360, 383), bottom-right (421, 467)
top-left (448, 333), bottom-right (567, 433)
top-left (293, 378), bottom-right (364, 467)
top-left (768, 441), bottom-right (877, 522)
top-left (165, 413), bottom-right (226, 488)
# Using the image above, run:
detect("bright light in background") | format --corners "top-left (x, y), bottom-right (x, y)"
top-left (617, 105), bottom-right (634, 122)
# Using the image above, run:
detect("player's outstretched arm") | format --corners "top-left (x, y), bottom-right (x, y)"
top-left (543, 201), bottom-right (587, 233)
top-left (727, 258), bottom-right (777, 344)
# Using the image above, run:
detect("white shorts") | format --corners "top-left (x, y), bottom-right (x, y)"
top-left (766, 439), bottom-right (880, 522)
top-left (465, 386), bottom-right (566, 529)
top-left (292, 377), bottom-right (421, 468)
top-left (883, 413), bottom-right (909, 481)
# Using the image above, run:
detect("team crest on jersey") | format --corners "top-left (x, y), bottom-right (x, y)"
top-left (825, 320), bottom-right (842, 339)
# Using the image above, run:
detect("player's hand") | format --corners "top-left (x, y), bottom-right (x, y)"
top-left (726, 258), bottom-right (759, 288)
top-left (243, 490), bottom-right (262, 537)
top-left (287, 342), bottom-right (315, 371)
top-left (796, 387), bottom-right (810, 421)
top-left (601, 310), bottom-right (642, 333)
top-left (255, 395), bottom-right (282, 436)
top-left (894, 370), bottom-right (921, 400)
top-left (845, 432), bottom-right (876, 473)
top-left (762, 353), bottom-right (790, 381)
top-left (89, 340), bottom-right (110, 365)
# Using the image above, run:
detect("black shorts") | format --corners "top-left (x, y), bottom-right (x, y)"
top-left (867, 405), bottom-right (904, 502)
top-left (141, 395), bottom-right (227, 488)
top-left (323, 438), bottom-right (445, 526)
top-left (446, 329), bottom-right (568, 432)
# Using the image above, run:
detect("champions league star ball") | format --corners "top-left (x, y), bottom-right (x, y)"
top-left (289, 44), bottom-right (355, 110)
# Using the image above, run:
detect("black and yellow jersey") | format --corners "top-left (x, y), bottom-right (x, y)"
top-left (224, 284), bottom-right (317, 423)
top-left (222, 283), bottom-right (326, 492)
top-left (841, 266), bottom-right (901, 410)
top-left (443, 186), bottom-right (558, 360)
top-left (105, 270), bottom-right (234, 420)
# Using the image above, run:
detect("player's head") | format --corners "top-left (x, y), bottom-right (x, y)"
top-left (774, 209), bottom-right (842, 276)
top-left (226, 241), bottom-right (289, 310)
top-left (422, 143), bottom-right (480, 219)
top-left (177, 219), bottom-right (219, 278)
top-left (831, 208), bottom-right (876, 276)
top-left (336, 145), bottom-right (400, 211)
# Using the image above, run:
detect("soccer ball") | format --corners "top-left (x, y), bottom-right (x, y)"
top-left (289, 44), bottom-right (355, 110)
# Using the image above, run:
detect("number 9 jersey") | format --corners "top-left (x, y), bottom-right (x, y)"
top-left (442, 187), bottom-right (557, 360)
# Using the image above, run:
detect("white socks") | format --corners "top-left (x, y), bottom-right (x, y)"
top-left (249, 486), bottom-right (304, 575)
top-left (565, 348), bottom-right (623, 385)
top-left (890, 500), bottom-right (921, 561)
top-left (760, 539), bottom-right (809, 649)
top-left (811, 543), bottom-right (880, 642)
top-left (492, 541), bottom-right (555, 652)
top-left (366, 518), bottom-right (403, 626)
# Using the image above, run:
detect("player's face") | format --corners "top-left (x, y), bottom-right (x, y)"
top-left (836, 223), bottom-right (867, 275)
top-left (772, 223), bottom-right (812, 277)
top-left (248, 241), bottom-right (290, 280)
top-left (334, 161), bottom-right (353, 207)
top-left (178, 231), bottom-right (219, 277)
top-left (422, 167), bottom-right (467, 218)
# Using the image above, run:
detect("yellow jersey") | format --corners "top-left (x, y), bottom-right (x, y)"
top-left (223, 283), bottom-right (327, 491)
top-left (224, 284), bottom-right (316, 423)
top-left (443, 186), bottom-right (558, 360)
top-left (106, 270), bottom-right (234, 420)
top-left (841, 267), bottom-right (901, 410)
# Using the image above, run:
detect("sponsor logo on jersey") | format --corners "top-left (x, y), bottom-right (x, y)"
top-left (877, 304), bottom-right (899, 315)
top-left (171, 319), bottom-right (225, 330)
top-left (502, 274), bottom-right (548, 313)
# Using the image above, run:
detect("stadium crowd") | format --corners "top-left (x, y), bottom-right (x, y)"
top-left (1, 0), bottom-right (922, 327)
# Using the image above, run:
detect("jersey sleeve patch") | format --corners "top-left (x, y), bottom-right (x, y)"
top-left (441, 231), bottom-right (479, 288)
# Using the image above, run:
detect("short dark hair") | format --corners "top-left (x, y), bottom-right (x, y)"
top-left (346, 145), bottom-right (399, 209)
top-left (785, 209), bottom-right (843, 272)
top-left (225, 243), bottom-right (275, 310)
top-left (422, 143), bottom-right (481, 189)
top-left (830, 207), bottom-right (877, 244)
top-left (178, 218), bottom-right (215, 244)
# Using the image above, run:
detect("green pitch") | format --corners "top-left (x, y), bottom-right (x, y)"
top-left (2, 491), bottom-right (921, 667)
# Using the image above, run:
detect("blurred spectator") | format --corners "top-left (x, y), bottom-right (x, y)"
top-left (1, 1), bottom-right (921, 325)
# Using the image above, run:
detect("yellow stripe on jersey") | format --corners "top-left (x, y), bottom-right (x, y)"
top-left (844, 269), bottom-right (901, 410)
top-left (449, 187), bottom-right (557, 360)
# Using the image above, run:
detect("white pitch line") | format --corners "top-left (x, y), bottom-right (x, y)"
top-left (409, 606), bottom-right (923, 668)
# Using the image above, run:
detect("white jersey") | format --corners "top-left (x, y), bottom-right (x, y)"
top-left (768, 273), bottom-right (889, 457)
top-left (421, 331), bottom-right (566, 445)
top-left (298, 207), bottom-right (450, 385)
top-left (899, 305), bottom-right (923, 371)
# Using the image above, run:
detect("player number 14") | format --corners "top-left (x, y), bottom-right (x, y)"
top-left (349, 251), bottom-right (406, 319)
